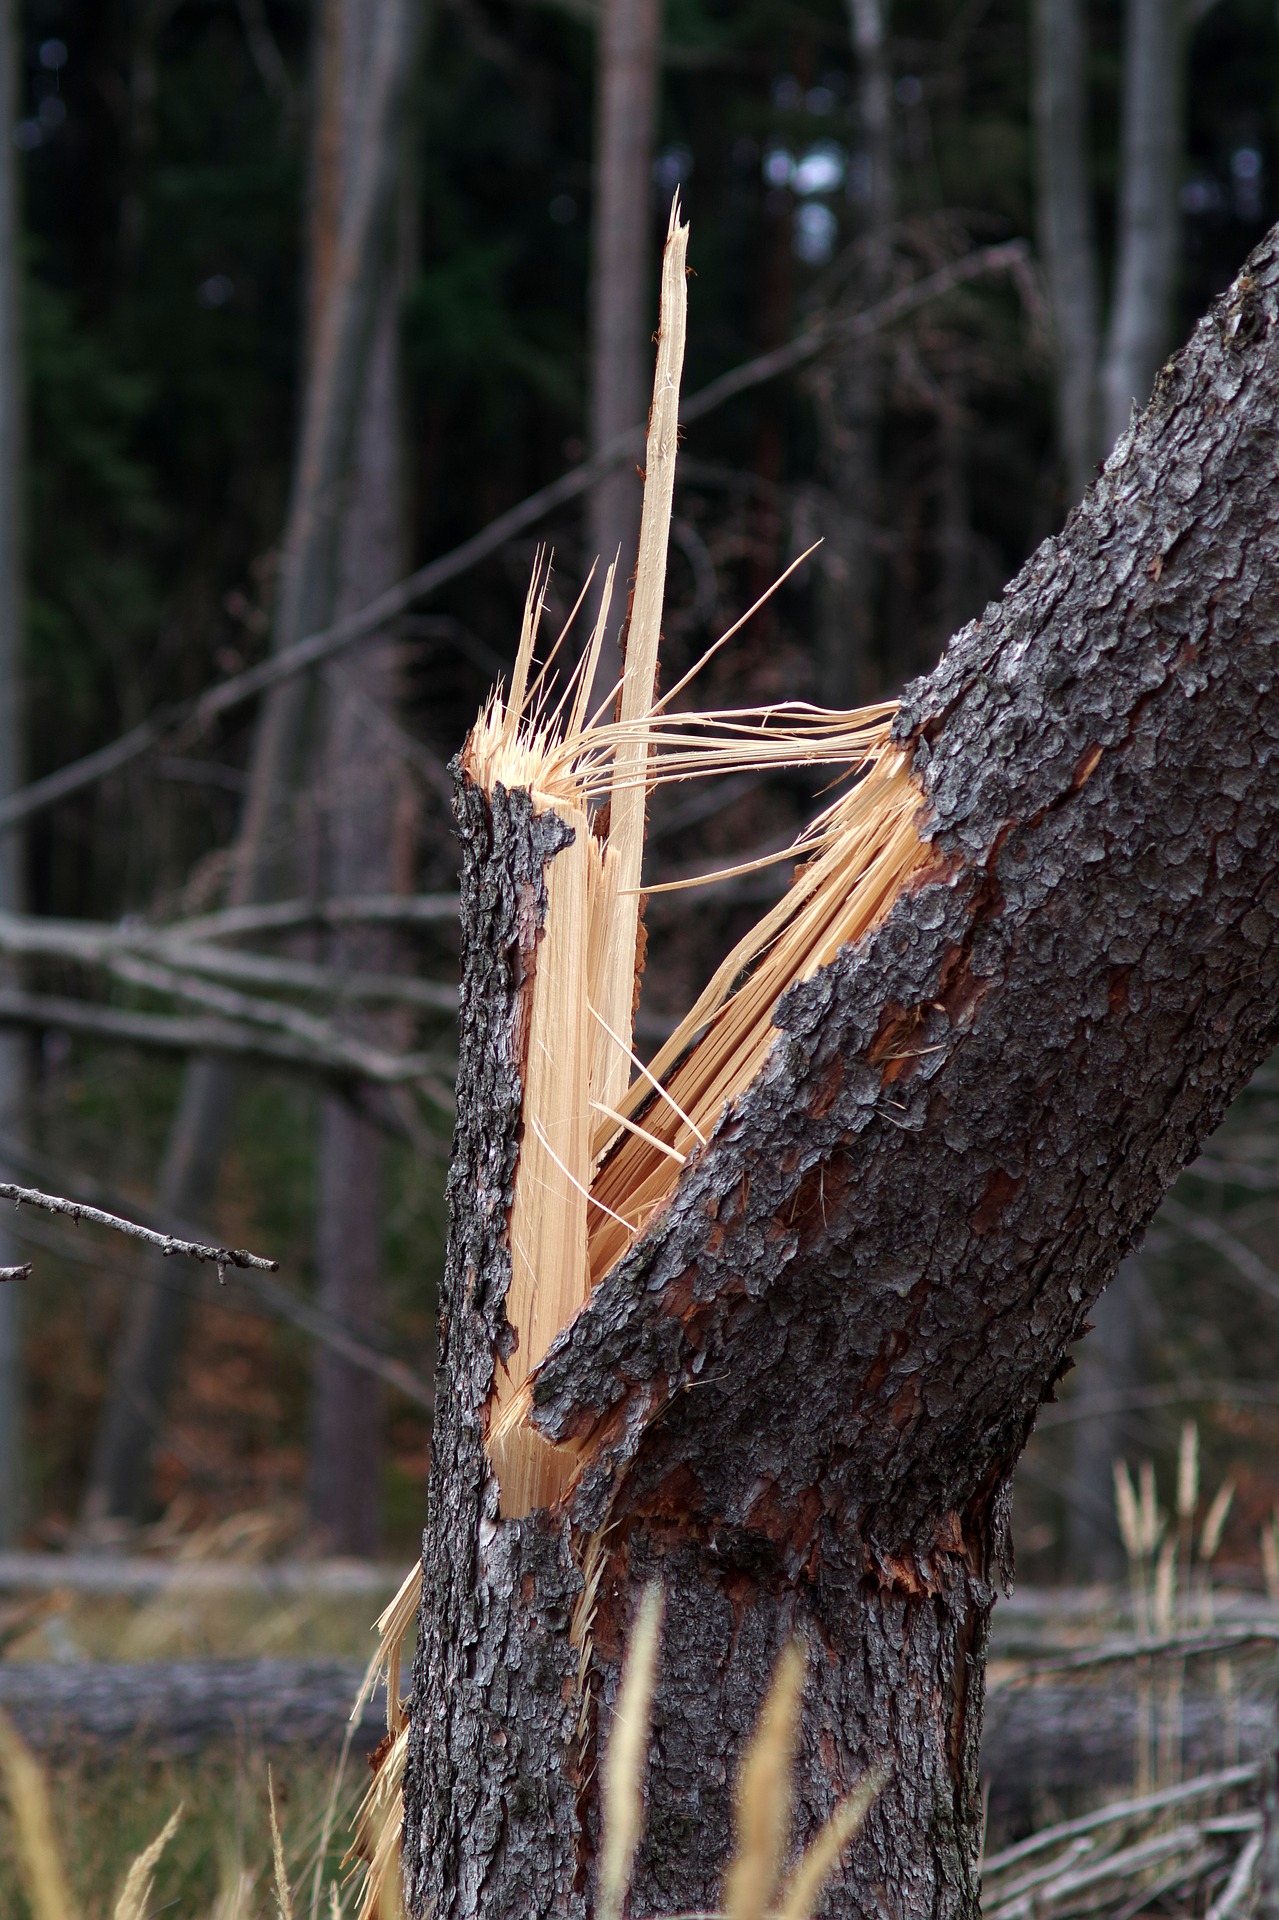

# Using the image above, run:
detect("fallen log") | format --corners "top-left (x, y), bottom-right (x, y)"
top-left (0, 1657), bottom-right (385, 1758)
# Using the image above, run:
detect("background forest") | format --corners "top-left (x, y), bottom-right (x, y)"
top-left (1, 0), bottom-right (1277, 1595)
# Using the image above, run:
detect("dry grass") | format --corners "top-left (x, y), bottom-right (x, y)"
top-left (0, 1731), bottom-right (361, 1919)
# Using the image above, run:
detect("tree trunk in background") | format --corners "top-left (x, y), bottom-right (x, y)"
top-left (307, 0), bottom-right (409, 1557)
top-left (403, 237), bottom-right (1279, 1920)
top-left (1033, 0), bottom-right (1103, 499)
top-left (585, 0), bottom-right (660, 701)
top-left (81, 0), bottom-right (420, 1529)
top-left (1065, 1255), bottom-right (1150, 1580)
top-left (0, 0), bottom-right (24, 1548)
top-left (813, 0), bottom-right (893, 707)
top-left (1100, 0), bottom-right (1184, 448)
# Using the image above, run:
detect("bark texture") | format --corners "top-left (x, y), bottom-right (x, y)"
top-left (405, 231), bottom-right (1279, 1920)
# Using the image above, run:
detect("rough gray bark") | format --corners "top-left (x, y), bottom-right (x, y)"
top-left (404, 230), bottom-right (1279, 1920)
top-left (813, 0), bottom-right (894, 707)
top-left (585, 0), bottom-right (661, 702)
top-left (1033, 0), bottom-right (1104, 498)
top-left (0, 0), bottom-right (26, 1548)
top-left (1100, 0), bottom-right (1184, 448)
top-left (81, 0), bottom-right (420, 1527)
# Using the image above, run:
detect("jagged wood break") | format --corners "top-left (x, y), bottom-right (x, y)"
top-left (464, 209), bottom-right (929, 1516)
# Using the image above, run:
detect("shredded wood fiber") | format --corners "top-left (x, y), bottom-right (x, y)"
top-left (463, 206), bottom-right (931, 1516)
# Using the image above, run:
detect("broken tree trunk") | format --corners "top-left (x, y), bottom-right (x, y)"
top-left (403, 230), bottom-right (1279, 1920)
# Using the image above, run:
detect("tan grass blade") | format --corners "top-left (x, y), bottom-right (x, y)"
top-left (597, 1584), bottom-right (664, 1920)
top-left (774, 1766), bottom-right (887, 1920)
top-left (1200, 1481), bottom-right (1235, 1562)
top-left (113, 1803), bottom-right (183, 1920)
top-left (592, 198), bottom-right (689, 1118)
top-left (0, 1708), bottom-right (82, 1920)
top-left (722, 1642), bottom-right (806, 1920)
top-left (1114, 1461), bottom-right (1142, 1562)
top-left (1177, 1421), bottom-right (1199, 1521)
top-left (268, 1767), bottom-right (295, 1920)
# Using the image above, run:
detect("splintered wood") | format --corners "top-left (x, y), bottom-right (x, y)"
top-left (466, 203), bottom-right (930, 1516)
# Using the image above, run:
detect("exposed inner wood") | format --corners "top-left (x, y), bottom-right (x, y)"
top-left (478, 719), bottom-right (931, 1515)
top-left (470, 201), bottom-right (933, 1518)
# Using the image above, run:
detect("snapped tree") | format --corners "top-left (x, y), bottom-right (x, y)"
top-left (399, 216), bottom-right (1279, 1920)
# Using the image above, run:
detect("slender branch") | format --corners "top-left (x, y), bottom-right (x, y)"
top-left (0, 244), bottom-right (1031, 838)
top-left (1160, 1196), bottom-right (1279, 1306)
top-left (0, 906), bottom-right (457, 1008)
top-left (0, 1131), bottom-right (434, 1404)
top-left (137, 942), bottom-right (458, 1012)
top-left (980, 1765), bottom-right (1261, 1877)
top-left (103, 950), bottom-right (435, 1084)
top-left (993, 1623), bottom-right (1279, 1683)
top-left (0, 1180), bottom-right (277, 1277)
top-left (166, 892), bottom-right (459, 942)
top-left (0, 985), bottom-right (454, 1084)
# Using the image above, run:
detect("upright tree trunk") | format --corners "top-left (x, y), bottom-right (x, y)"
top-left (1100, 0), bottom-right (1184, 447)
top-left (0, 0), bottom-right (24, 1548)
top-left (585, 0), bottom-right (661, 698)
top-left (814, 0), bottom-right (893, 707)
top-left (1032, 0), bottom-right (1104, 499)
top-left (1064, 1254), bottom-right (1150, 1581)
top-left (307, 0), bottom-right (410, 1554)
top-left (403, 234), bottom-right (1279, 1920)
top-left (82, 0), bottom-right (419, 1527)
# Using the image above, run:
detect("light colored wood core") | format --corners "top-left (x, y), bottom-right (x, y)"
top-left (467, 208), bottom-right (932, 1518)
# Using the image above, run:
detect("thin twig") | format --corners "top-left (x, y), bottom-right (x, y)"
top-left (0, 1181), bottom-right (276, 1279)
top-left (992, 1623), bottom-right (1279, 1683)
top-left (980, 1768), bottom-right (1260, 1879)
top-left (0, 905), bottom-right (457, 1011)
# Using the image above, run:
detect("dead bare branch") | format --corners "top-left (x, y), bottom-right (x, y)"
top-left (0, 985), bottom-right (454, 1086)
top-left (0, 1180), bottom-right (276, 1278)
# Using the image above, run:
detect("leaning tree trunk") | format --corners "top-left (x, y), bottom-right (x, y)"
top-left (403, 233), bottom-right (1279, 1920)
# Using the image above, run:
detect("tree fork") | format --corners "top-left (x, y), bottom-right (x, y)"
top-left (404, 231), bottom-right (1279, 1920)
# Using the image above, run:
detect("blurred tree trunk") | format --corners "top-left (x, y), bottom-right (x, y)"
top-left (1100, 0), bottom-right (1184, 447)
top-left (0, 0), bottom-right (25, 1548)
top-left (82, 0), bottom-right (420, 1529)
top-left (1065, 1255), bottom-right (1151, 1580)
top-left (306, 0), bottom-right (411, 1558)
top-left (1032, 0), bottom-right (1103, 499)
top-left (403, 237), bottom-right (1279, 1920)
top-left (813, 0), bottom-right (893, 707)
top-left (1034, 0), bottom-right (1184, 494)
top-left (585, 0), bottom-right (661, 701)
